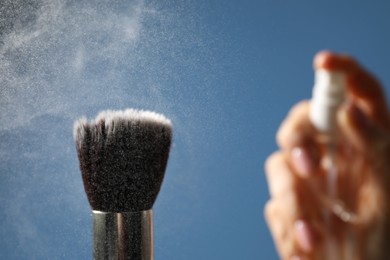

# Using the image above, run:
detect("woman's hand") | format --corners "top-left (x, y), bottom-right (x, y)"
top-left (264, 51), bottom-right (390, 260)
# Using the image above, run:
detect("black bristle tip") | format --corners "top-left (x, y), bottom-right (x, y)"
top-left (74, 109), bottom-right (172, 212)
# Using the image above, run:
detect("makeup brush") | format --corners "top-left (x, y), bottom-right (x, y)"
top-left (74, 109), bottom-right (172, 260)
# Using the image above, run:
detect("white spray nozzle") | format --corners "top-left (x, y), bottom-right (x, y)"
top-left (309, 69), bottom-right (346, 133)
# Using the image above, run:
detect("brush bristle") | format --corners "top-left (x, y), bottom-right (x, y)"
top-left (74, 109), bottom-right (172, 212)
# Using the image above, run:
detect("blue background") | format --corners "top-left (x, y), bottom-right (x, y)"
top-left (1, 0), bottom-right (390, 259)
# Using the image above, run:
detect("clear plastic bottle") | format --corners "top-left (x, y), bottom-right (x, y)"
top-left (310, 69), bottom-right (359, 259)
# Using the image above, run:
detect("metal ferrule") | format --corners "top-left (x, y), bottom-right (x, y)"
top-left (92, 210), bottom-right (153, 260)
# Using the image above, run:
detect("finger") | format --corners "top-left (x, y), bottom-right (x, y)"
top-left (314, 51), bottom-right (390, 130)
top-left (264, 152), bottom-right (322, 257)
top-left (264, 152), bottom-right (300, 258)
top-left (276, 101), bottom-right (320, 177)
top-left (264, 199), bottom-right (300, 259)
top-left (265, 152), bottom-right (299, 198)
top-left (265, 200), bottom-right (319, 259)
top-left (277, 101), bottom-right (315, 150)
top-left (264, 151), bottom-right (318, 237)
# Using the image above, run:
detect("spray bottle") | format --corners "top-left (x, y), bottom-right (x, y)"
top-left (310, 68), bottom-right (358, 259)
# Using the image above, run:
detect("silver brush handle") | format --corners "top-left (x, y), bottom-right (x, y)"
top-left (92, 210), bottom-right (153, 260)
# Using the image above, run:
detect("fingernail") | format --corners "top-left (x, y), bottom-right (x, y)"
top-left (291, 147), bottom-right (315, 177)
top-left (294, 220), bottom-right (315, 253)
